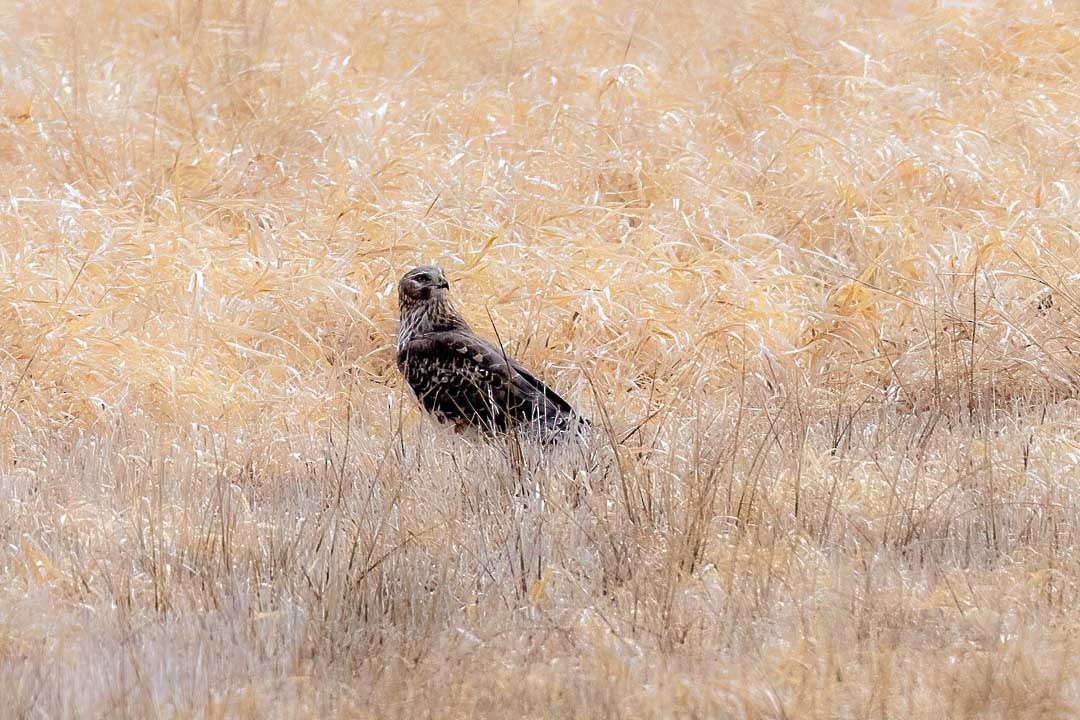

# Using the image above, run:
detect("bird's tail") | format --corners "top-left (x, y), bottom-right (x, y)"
top-left (536, 407), bottom-right (591, 445)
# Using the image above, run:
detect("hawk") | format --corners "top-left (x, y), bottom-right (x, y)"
top-left (396, 265), bottom-right (586, 443)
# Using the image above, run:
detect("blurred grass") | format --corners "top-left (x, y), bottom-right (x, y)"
top-left (0, 0), bottom-right (1078, 716)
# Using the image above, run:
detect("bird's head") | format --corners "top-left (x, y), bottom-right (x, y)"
top-left (398, 265), bottom-right (450, 306)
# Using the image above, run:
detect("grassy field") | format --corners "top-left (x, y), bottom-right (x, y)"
top-left (1, 0), bottom-right (1078, 716)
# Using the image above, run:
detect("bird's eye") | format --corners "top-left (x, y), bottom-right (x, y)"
top-left (414, 273), bottom-right (431, 282)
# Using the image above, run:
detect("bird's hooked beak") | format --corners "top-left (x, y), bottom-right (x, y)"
top-left (436, 276), bottom-right (450, 290)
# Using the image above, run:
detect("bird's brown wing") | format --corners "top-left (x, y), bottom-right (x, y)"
top-left (398, 330), bottom-right (581, 439)
top-left (505, 357), bottom-right (579, 420)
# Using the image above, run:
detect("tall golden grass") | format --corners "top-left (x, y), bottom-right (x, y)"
top-left (1, 0), bottom-right (1078, 716)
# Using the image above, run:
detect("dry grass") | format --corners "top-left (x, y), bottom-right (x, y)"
top-left (1, 0), bottom-right (1079, 716)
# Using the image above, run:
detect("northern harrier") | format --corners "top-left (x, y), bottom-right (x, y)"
top-left (396, 265), bottom-right (586, 443)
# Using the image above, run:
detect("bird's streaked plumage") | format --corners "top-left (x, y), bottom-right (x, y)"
top-left (396, 265), bottom-right (585, 443)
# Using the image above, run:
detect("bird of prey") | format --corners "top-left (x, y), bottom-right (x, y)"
top-left (396, 265), bottom-right (585, 443)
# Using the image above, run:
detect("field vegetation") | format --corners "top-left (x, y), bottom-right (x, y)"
top-left (1, 0), bottom-right (1078, 716)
